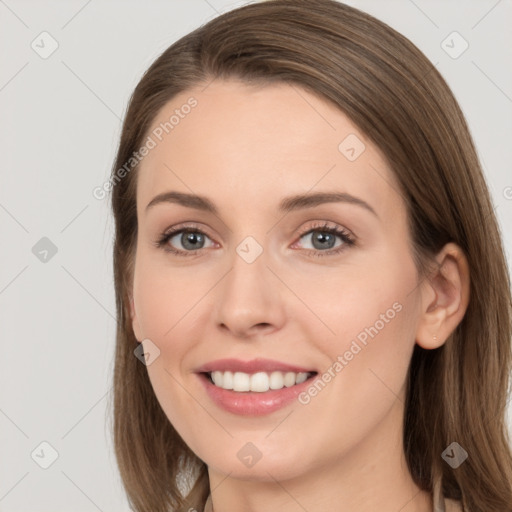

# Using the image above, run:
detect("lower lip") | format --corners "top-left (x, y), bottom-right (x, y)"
top-left (197, 373), bottom-right (317, 416)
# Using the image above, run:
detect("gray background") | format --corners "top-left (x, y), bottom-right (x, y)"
top-left (1, 0), bottom-right (511, 510)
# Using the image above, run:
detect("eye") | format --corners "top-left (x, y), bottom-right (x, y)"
top-left (154, 225), bottom-right (215, 256)
top-left (292, 222), bottom-right (355, 257)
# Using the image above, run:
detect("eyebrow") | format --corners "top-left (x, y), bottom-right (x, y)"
top-left (145, 190), bottom-right (378, 217)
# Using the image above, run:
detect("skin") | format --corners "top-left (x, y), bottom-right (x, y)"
top-left (129, 79), bottom-right (470, 512)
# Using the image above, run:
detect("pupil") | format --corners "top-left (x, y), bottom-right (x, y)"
top-left (313, 231), bottom-right (334, 250)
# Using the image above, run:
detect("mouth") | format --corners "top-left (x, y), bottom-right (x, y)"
top-left (202, 370), bottom-right (318, 393)
top-left (194, 357), bottom-right (319, 415)
top-left (197, 370), bottom-right (319, 416)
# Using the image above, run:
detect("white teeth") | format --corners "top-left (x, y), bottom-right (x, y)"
top-left (250, 372), bottom-right (269, 392)
top-left (233, 372), bottom-right (250, 391)
top-left (209, 370), bottom-right (312, 392)
top-left (222, 371), bottom-right (233, 389)
top-left (295, 372), bottom-right (308, 384)
top-left (269, 371), bottom-right (284, 390)
top-left (211, 371), bottom-right (224, 388)
top-left (283, 372), bottom-right (296, 387)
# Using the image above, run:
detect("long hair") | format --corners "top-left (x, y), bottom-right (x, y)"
top-left (107, 1), bottom-right (512, 510)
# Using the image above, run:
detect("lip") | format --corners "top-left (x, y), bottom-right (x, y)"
top-left (197, 372), bottom-right (318, 416)
top-left (195, 358), bottom-right (318, 416)
top-left (194, 357), bottom-right (316, 374)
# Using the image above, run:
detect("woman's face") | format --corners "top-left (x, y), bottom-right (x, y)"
top-left (130, 79), bottom-right (425, 481)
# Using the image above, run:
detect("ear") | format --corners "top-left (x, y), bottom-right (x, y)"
top-left (129, 293), bottom-right (144, 342)
top-left (415, 242), bottom-right (470, 349)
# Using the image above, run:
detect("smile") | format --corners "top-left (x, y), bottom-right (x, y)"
top-left (207, 370), bottom-right (315, 392)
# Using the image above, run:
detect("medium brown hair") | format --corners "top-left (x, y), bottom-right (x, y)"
top-left (107, 1), bottom-right (512, 510)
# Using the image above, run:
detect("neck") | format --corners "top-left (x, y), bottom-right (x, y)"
top-left (206, 397), bottom-right (433, 512)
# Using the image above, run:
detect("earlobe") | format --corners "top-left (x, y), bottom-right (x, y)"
top-left (415, 243), bottom-right (470, 350)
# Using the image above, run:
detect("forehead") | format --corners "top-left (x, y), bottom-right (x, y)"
top-left (136, 79), bottom-right (401, 220)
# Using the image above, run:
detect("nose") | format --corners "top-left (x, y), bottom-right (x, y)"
top-left (213, 248), bottom-right (286, 339)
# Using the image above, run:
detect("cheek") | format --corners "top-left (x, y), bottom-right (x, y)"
top-left (133, 252), bottom-right (213, 343)
top-left (133, 254), bottom-right (216, 417)
top-left (300, 258), bottom-right (416, 337)
top-left (289, 270), bottom-right (419, 461)
top-left (133, 257), bottom-right (208, 442)
top-left (299, 254), bottom-right (419, 394)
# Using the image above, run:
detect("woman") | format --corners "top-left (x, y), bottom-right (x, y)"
top-left (108, 1), bottom-right (512, 511)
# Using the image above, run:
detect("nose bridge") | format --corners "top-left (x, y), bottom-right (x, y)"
top-left (224, 240), bottom-right (272, 310)
top-left (213, 236), bottom-right (285, 336)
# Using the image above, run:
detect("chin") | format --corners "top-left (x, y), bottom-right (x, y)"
top-left (204, 445), bottom-right (312, 483)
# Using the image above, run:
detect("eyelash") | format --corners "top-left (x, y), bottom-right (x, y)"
top-left (153, 221), bottom-right (356, 258)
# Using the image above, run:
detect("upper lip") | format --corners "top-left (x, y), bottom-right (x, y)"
top-left (195, 358), bottom-right (316, 374)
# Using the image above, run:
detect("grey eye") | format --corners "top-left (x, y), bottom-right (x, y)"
top-left (169, 231), bottom-right (213, 251)
top-left (299, 230), bottom-right (343, 250)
